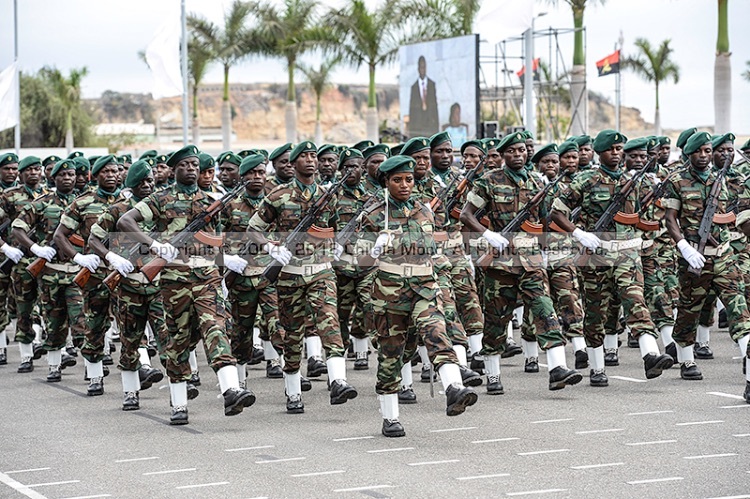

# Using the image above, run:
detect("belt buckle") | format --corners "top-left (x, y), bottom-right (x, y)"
top-left (404, 266), bottom-right (413, 277)
top-left (304, 265), bottom-right (314, 276)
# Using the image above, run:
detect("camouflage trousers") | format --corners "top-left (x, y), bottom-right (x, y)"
top-left (335, 267), bottom-right (375, 344)
top-left (256, 282), bottom-right (282, 344)
top-left (117, 283), bottom-right (168, 371)
top-left (547, 262), bottom-right (584, 339)
top-left (161, 270), bottom-right (235, 382)
top-left (673, 254), bottom-right (750, 347)
top-left (698, 249), bottom-right (750, 327)
top-left (81, 275), bottom-right (112, 363)
top-left (11, 258), bottom-right (39, 344)
top-left (481, 266), bottom-right (564, 356)
top-left (445, 247), bottom-right (484, 338)
top-left (579, 251), bottom-right (657, 348)
top-left (370, 272), bottom-right (457, 394)
top-left (0, 271), bottom-right (14, 330)
top-left (277, 269), bottom-right (344, 374)
top-left (655, 235), bottom-right (679, 307)
top-left (642, 243), bottom-right (675, 330)
top-left (435, 256), bottom-right (467, 347)
top-left (38, 268), bottom-right (86, 351)
top-left (228, 275), bottom-right (283, 365)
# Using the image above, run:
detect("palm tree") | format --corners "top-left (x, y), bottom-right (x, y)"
top-left (188, 36), bottom-right (214, 145)
top-left (250, 0), bottom-right (331, 143)
top-left (41, 66), bottom-right (88, 153)
top-left (298, 56), bottom-right (340, 144)
top-left (189, 0), bottom-right (260, 150)
top-left (743, 61), bottom-right (750, 82)
top-left (622, 38), bottom-right (680, 135)
top-left (714, 0), bottom-right (731, 133)
top-left (397, 0), bottom-right (481, 39)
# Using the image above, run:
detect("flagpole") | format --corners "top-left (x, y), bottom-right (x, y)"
top-left (13, 0), bottom-right (20, 154)
top-left (523, 23), bottom-right (534, 138)
top-left (616, 32), bottom-right (623, 132)
top-left (180, 0), bottom-right (188, 146)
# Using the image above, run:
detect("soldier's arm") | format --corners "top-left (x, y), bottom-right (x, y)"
top-left (662, 178), bottom-right (684, 244)
top-left (53, 204), bottom-right (80, 260)
top-left (117, 208), bottom-right (151, 245)
top-left (459, 177), bottom-right (489, 234)
top-left (10, 204), bottom-right (37, 250)
top-left (245, 196), bottom-right (278, 248)
top-left (550, 179), bottom-right (583, 232)
top-left (88, 210), bottom-right (117, 260)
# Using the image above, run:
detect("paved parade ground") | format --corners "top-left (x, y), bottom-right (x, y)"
top-left (1, 327), bottom-right (749, 499)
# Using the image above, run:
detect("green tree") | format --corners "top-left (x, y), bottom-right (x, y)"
top-left (188, 36), bottom-right (215, 144)
top-left (714, 0), bottom-right (731, 133)
top-left (743, 60), bottom-right (750, 82)
top-left (298, 56), bottom-right (340, 144)
top-left (41, 66), bottom-right (89, 152)
top-left (622, 38), bottom-right (680, 135)
top-left (397, 0), bottom-right (482, 38)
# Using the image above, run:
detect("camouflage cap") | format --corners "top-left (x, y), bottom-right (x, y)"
top-left (623, 137), bottom-right (649, 153)
top-left (217, 151), bottom-right (242, 167)
top-left (379, 155), bottom-right (415, 175)
top-left (124, 158), bottom-right (155, 188)
top-left (429, 131), bottom-right (451, 149)
top-left (352, 140), bottom-right (375, 152)
top-left (0, 152), bottom-right (19, 168)
top-left (166, 144), bottom-right (200, 168)
top-left (363, 144), bottom-right (390, 160)
top-left (497, 131), bottom-right (526, 154)
top-left (593, 130), bottom-right (627, 153)
top-left (239, 154), bottom-right (266, 176)
top-left (676, 127), bottom-right (698, 150)
top-left (338, 147), bottom-right (364, 169)
top-left (460, 139), bottom-right (487, 156)
top-left (557, 140), bottom-right (579, 157)
top-left (683, 131), bottom-right (712, 155)
top-left (51, 158), bottom-right (76, 177)
top-left (530, 143), bottom-right (559, 164)
top-left (711, 132), bottom-right (735, 150)
top-left (92, 154), bottom-right (117, 176)
top-left (198, 152), bottom-right (215, 172)
top-left (401, 137), bottom-right (430, 157)
top-left (269, 143), bottom-right (293, 162)
top-left (42, 155), bottom-right (61, 167)
top-left (289, 141), bottom-right (317, 163)
top-left (18, 156), bottom-right (42, 172)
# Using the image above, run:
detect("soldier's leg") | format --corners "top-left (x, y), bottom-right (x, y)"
top-left (449, 253), bottom-right (484, 338)
top-left (11, 264), bottom-right (38, 372)
top-left (350, 271), bottom-right (373, 370)
top-left (335, 270), bottom-right (356, 347)
top-left (278, 278), bottom-right (310, 412)
top-left (0, 273), bottom-right (10, 365)
top-left (80, 280), bottom-right (110, 394)
top-left (373, 299), bottom-right (410, 436)
top-left (549, 264), bottom-right (587, 368)
top-left (38, 272), bottom-right (68, 382)
top-left (481, 269), bottom-right (521, 394)
top-left (580, 265), bottom-right (614, 386)
top-left (256, 280), bottom-right (282, 378)
top-left (303, 313), bottom-right (326, 377)
top-left (228, 280), bottom-right (260, 374)
top-left (643, 249), bottom-right (677, 360)
top-left (712, 257), bottom-right (750, 377)
top-left (145, 290), bottom-right (168, 367)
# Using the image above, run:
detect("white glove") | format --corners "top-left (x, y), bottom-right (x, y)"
top-left (572, 228), bottom-right (601, 250)
top-left (263, 242), bottom-right (292, 266)
top-left (333, 243), bottom-right (344, 261)
top-left (30, 243), bottom-right (57, 261)
top-left (150, 240), bottom-right (179, 263)
top-left (223, 253), bottom-right (248, 274)
top-left (370, 233), bottom-right (392, 259)
top-left (677, 239), bottom-right (706, 271)
top-left (105, 251), bottom-right (135, 276)
top-left (73, 253), bottom-right (101, 273)
top-left (0, 243), bottom-right (23, 264)
top-left (542, 250), bottom-right (549, 269)
top-left (482, 229), bottom-right (509, 252)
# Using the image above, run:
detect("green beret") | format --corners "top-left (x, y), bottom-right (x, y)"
top-left (18, 156), bottom-right (42, 172)
top-left (217, 151), bottom-right (242, 167)
top-left (522, 130), bottom-right (534, 140)
top-left (139, 150), bottom-right (158, 159)
top-left (460, 139), bottom-right (487, 156)
top-left (269, 143), bottom-right (293, 162)
top-left (0, 153), bottom-right (18, 168)
top-left (741, 138), bottom-right (750, 151)
top-left (237, 149), bottom-right (253, 158)
top-left (623, 137), bottom-right (649, 153)
top-left (155, 154), bottom-right (168, 164)
top-left (676, 127), bottom-right (698, 149)
top-left (711, 132), bottom-right (735, 150)
top-left (482, 138), bottom-right (499, 151)
top-left (571, 135), bottom-right (592, 148)
top-left (166, 144), bottom-right (200, 168)
top-left (657, 136), bottom-right (671, 147)
top-left (289, 141), bottom-right (317, 163)
top-left (74, 157), bottom-right (90, 172)
top-left (42, 155), bottom-right (61, 167)
top-left (92, 155), bottom-right (117, 176)
top-left (557, 140), bottom-right (579, 157)
top-left (497, 131), bottom-right (526, 154)
top-left (390, 143), bottom-right (404, 156)
top-left (239, 154), bottom-right (266, 176)
top-left (401, 137), bottom-right (430, 157)
top-left (87, 155), bottom-right (100, 166)
top-left (645, 136), bottom-right (659, 150)
top-left (124, 158), bottom-right (155, 189)
top-left (363, 144), bottom-right (391, 160)
top-left (531, 143), bottom-right (559, 164)
top-left (115, 156), bottom-right (125, 165)
top-left (338, 148), bottom-right (364, 169)
top-left (429, 131), bottom-right (451, 149)
top-left (121, 154), bottom-right (132, 164)
top-left (352, 140), bottom-right (375, 152)
top-left (67, 151), bottom-right (84, 159)
top-left (683, 131), bottom-right (712, 156)
top-left (593, 130), bottom-right (627, 153)
top-left (318, 144), bottom-right (339, 157)
top-left (198, 153), bottom-right (215, 172)
top-left (51, 159), bottom-right (76, 177)
top-left (251, 149), bottom-right (269, 160)
top-left (379, 155), bottom-right (415, 175)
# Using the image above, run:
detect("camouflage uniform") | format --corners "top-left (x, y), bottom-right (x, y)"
top-left (0, 181), bottom-right (17, 331)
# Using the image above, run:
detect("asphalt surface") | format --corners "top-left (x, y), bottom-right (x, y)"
top-left (1, 326), bottom-right (749, 499)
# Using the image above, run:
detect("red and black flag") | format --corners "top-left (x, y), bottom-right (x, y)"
top-left (596, 50), bottom-right (620, 77)
top-left (517, 58), bottom-right (540, 84)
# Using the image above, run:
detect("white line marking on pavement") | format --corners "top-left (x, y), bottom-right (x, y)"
top-left (627, 410), bottom-right (673, 416)
top-left (705, 495), bottom-right (750, 499)
top-left (575, 428), bottom-right (624, 435)
top-left (225, 445), bottom-right (275, 452)
top-left (4, 469), bottom-right (51, 475)
top-left (625, 440), bottom-right (677, 446)
top-left (734, 434), bottom-right (750, 437)
top-left (59, 495), bottom-right (112, 499)
top-left (114, 457), bottom-right (159, 463)
top-left (627, 477), bottom-right (684, 485)
top-left (721, 405), bottom-right (750, 409)
top-left (332, 436), bottom-right (374, 442)
top-left (291, 470), bottom-right (345, 478)
top-left (456, 473), bottom-right (510, 481)
top-left (0, 471), bottom-right (48, 499)
top-left (255, 457), bottom-right (306, 464)
top-left (610, 376), bottom-right (647, 383)
top-left (143, 468), bottom-right (196, 476)
top-left (675, 420), bottom-right (724, 426)
top-left (506, 488), bottom-right (568, 496)
top-left (366, 447), bottom-right (414, 454)
top-left (333, 485), bottom-right (394, 493)
top-left (570, 462), bottom-right (625, 470)
top-left (26, 481), bottom-right (80, 488)
top-left (430, 427), bottom-right (477, 433)
top-left (472, 438), bottom-right (520, 444)
top-left (530, 418), bottom-right (573, 424)
top-left (407, 460), bottom-right (460, 466)
top-left (175, 482), bottom-right (229, 490)
top-left (518, 449), bottom-right (570, 456)
top-left (708, 391), bottom-right (745, 400)
top-left (683, 453), bottom-right (738, 460)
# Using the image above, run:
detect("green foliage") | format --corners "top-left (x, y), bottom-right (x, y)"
top-left (743, 61), bottom-right (750, 82)
top-left (98, 91), bottom-right (154, 123)
top-left (622, 38), bottom-right (680, 109)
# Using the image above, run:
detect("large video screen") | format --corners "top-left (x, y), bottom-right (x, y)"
top-left (399, 34), bottom-right (479, 149)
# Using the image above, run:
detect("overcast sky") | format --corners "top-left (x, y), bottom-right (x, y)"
top-left (1, 0), bottom-right (749, 134)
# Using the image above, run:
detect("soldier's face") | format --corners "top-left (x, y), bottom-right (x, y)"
top-left (175, 157), bottom-right (199, 185)
top-left (342, 159), bottom-right (363, 186)
top-left (538, 154), bottom-right (559, 180)
top-left (97, 164), bottom-right (119, 191)
top-left (462, 146), bottom-right (482, 170)
top-left (411, 150), bottom-right (430, 179)
top-left (0, 163), bottom-right (18, 184)
top-left (45, 163), bottom-right (54, 182)
top-left (486, 149), bottom-right (501, 169)
top-left (318, 154), bottom-right (337, 178)
top-left (294, 151), bottom-right (318, 179)
top-left (53, 169), bottom-right (76, 194)
top-left (243, 167), bottom-right (266, 194)
top-left (690, 144), bottom-right (713, 170)
top-left (503, 143), bottom-right (527, 170)
top-left (578, 144), bottom-right (594, 165)
top-left (625, 150), bottom-right (648, 170)
top-left (198, 168), bottom-right (215, 190)
top-left (598, 144), bottom-right (623, 168)
top-left (559, 151), bottom-right (579, 173)
top-left (431, 142), bottom-right (453, 170)
top-left (525, 139), bottom-right (535, 158)
top-left (219, 161), bottom-right (240, 188)
top-left (273, 152), bottom-right (294, 181)
top-left (75, 171), bottom-right (88, 189)
top-left (366, 154), bottom-right (386, 179)
top-left (387, 172), bottom-right (414, 202)
top-left (154, 163), bottom-right (169, 184)
top-left (117, 165), bottom-right (125, 186)
top-left (713, 142), bottom-right (734, 167)
top-left (20, 165), bottom-right (42, 188)
top-left (133, 174), bottom-right (155, 199)
top-left (658, 145), bottom-right (670, 165)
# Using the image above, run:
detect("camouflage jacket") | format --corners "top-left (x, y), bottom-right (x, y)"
top-left (362, 174), bottom-right (381, 195)
top-left (219, 191), bottom-right (271, 267)
top-left (635, 164), bottom-right (671, 243)
top-left (12, 189), bottom-right (80, 264)
top-left (264, 175), bottom-right (289, 194)
top-left (60, 188), bottom-right (119, 253)
top-left (334, 183), bottom-right (372, 274)
top-left (1, 184), bottom-right (47, 242)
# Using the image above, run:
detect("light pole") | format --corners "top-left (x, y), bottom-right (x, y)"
top-left (524, 12), bottom-right (546, 139)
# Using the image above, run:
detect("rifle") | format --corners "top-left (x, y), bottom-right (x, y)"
top-left (139, 180), bottom-right (249, 283)
top-left (476, 173), bottom-right (566, 267)
top-left (0, 219), bottom-right (13, 276)
top-left (71, 235), bottom-right (108, 289)
top-left (258, 168), bottom-right (353, 285)
top-left (689, 152), bottom-right (734, 276)
top-left (335, 195), bottom-right (384, 248)
top-left (442, 158), bottom-right (487, 220)
top-left (635, 166), bottom-right (685, 231)
top-left (102, 233), bottom-right (158, 292)
top-left (24, 234), bottom-right (85, 279)
top-left (428, 172), bottom-right (461, 211)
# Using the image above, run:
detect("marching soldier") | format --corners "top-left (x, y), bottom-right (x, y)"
top-left (317, 144), bottom-right (339, 184)
top-left (0, 152), bottom-right (19, 365)
top-left (572, 135), bottom-right (595, 171)
top-left (217, 151), bottom-right (242, 193)
top-left (42, 155), bottom-right (61, 189)
top-left (362, 144), bottom-right (389, 194)
top-left (266, 143), bottom-right (294, 191)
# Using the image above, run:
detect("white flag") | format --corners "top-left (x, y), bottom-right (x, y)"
top-left (476, 0), bottom-right (534, 46)
top-left (0, 62), bottom-right (19, 131)
top-left (145, 12), bottom-right (183, 99)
